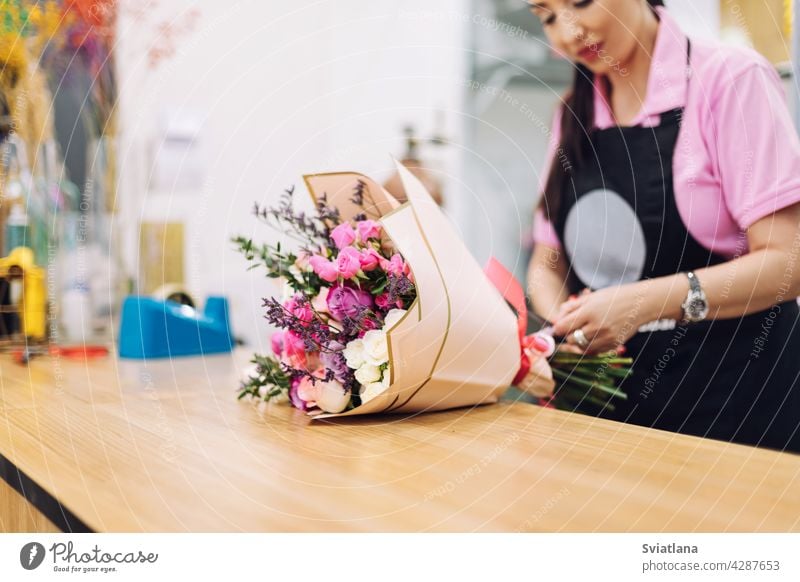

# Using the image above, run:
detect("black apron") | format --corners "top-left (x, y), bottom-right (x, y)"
top-left (553, 40), bottom-right (800, 453)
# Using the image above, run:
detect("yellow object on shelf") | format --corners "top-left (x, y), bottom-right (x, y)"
top-left (0, 247), bottom-right (46, 341)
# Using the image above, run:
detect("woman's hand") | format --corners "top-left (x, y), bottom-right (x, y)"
top-left (516, 348), bottom-right (555, 398)
top-left (552, 284), bottom-right (646, 354)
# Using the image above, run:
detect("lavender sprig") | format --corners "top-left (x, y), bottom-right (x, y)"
top-left (262, 296), bottom-right (336, 353)
top-left (253, 186), bottom-right (331, 247)
top-left (386, 273), bottom-right (415, 306)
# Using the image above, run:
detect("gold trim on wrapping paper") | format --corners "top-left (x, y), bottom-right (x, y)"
top-left (384, 296), bottom-right (420, 387)
top-left (378, 201), bottom-right (423, 326)
top-left (385, 206), bottom-right (451, 413)
top-left (379, 200), bottom-right (410, 220)
top-left (377, 395), bottom-right (400, 415)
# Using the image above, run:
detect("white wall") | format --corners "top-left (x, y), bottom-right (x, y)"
top-left (665, 0), bottom-right (720, 40)
top-left (116, 0), bottom-right (469, 349)
top-left (114, 0), bottom-right (725, 349)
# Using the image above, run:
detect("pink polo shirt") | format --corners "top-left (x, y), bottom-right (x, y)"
top-left (533, 6), bottom-right (800, 258)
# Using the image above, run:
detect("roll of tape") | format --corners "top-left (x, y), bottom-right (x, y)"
top-left (151, 283), bottom-right (196, 308)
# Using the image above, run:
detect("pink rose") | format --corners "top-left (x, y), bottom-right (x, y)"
top-left (335, 246), bottom-right (362, 279)
top-left (375, 293), bottom-right (390, 310)
top-left (270, 331), bottom-right (285, 356)
top-left (327, 284), bottom-right (374, 321)
top-left (357, 317), bottom-right (379, 336)
top-left (330, 223), bottom-right (356, 249)
top-left (356, 220), bottom-right (381, 243)
top-left (284, 295), bottom-right (313, 323)
top-left (359, 247), bottom-right (382, 272)
top-left (309, 255), bottom-right (338, 282)
top-left (376, 292), bottom-right (404, 311)
top-left (380, 254), bottom-right (407, 277)
top-left (281, 331), bottom-right (307, 368)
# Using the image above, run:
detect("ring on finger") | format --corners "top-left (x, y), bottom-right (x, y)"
top-left (572, 328), bottom-right (589, 349)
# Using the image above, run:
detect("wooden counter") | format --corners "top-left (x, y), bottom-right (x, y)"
top-left (1, 350), bottom-right (799, 532)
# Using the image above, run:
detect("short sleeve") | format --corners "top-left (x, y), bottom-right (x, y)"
top-left (533, 208), bottom-right (561, 248)
top-left (532, 106), bottom-right (564, 249)
top-left (707, 60), bottom-right (800, 229)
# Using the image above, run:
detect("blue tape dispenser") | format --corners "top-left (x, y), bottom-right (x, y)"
top-left (118, 295), bottom-right (234, 359)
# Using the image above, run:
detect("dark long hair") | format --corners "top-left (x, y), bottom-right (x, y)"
top-left (539, 0), bottom-right (664, 221)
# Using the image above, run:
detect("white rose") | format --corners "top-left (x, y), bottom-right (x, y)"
top-left (361, 381), bottom-right (388, 403)
top-left (343, 339), bottom-right (365, 369)
top-left (288, 264), bottom-right (303, 282)
top-left (316, 381), bottom-right (350, 413)
top-left (362, 329), bottom-right (389, 366)
top-left (383, 308), bottom-right (407, 331)
top-left (355, 364), bottom-right (381, 385)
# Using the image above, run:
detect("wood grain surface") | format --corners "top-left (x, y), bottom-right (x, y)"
top-left (0, 350), bottom-right (798, 532)
top-left (0, 477), bottom-right (60, 532)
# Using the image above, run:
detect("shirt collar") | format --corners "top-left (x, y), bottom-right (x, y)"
top-left (593, 6), bottom-right (689, 128)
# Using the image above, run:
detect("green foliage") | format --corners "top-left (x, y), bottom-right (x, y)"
top-left (238, 353), bottom-right (292, 402)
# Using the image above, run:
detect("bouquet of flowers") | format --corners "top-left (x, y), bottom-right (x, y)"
top-left (236, 163), bottom-right (631, 418)
top-left (236, 164), bottom-right (523, 418)
top-left (234, 179), bottom-right (417, 414)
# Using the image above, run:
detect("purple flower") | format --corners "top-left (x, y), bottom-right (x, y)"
top-left (321, 342), bottom-right (351, 383)
top-left (289, 377), bottom-right (308, 411)
top-left (327, 284), bottom-right (374, 322)
top-left (271, 331), bottom-right (285, 356)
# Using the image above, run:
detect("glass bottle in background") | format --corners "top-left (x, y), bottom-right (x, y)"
top-left (5, 197), bottom-right (29, 251)
top-left (55, 211), bottom-right (91, 343)
top-left (78, 134), bottom-right (124, 342)
top-left (2, 137), bottom-right (32, 255)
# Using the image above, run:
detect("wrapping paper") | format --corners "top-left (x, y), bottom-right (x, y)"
top-left (303, 162), bottom-right (519, 418)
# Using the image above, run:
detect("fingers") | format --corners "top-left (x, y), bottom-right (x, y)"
top-left (555, 288), bottom-right (591, 322)
top-left (518, 351), bottom-right (555, 398)
top-left (556, 294), bottom-right (583, 319)
top-left (552, 308), bottom-right (590, 338)
top-left (557, 343), bottom-right (584, 354)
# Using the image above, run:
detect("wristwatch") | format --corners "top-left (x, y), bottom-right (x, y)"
top-left (680, 271), bottom-right (709, 323)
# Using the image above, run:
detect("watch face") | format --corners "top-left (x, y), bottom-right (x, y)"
top-left (687, 297), bottom-right (708, 320)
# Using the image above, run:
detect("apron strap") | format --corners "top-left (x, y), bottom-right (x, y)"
top-left (658, 38), bottom-right (692, 126)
